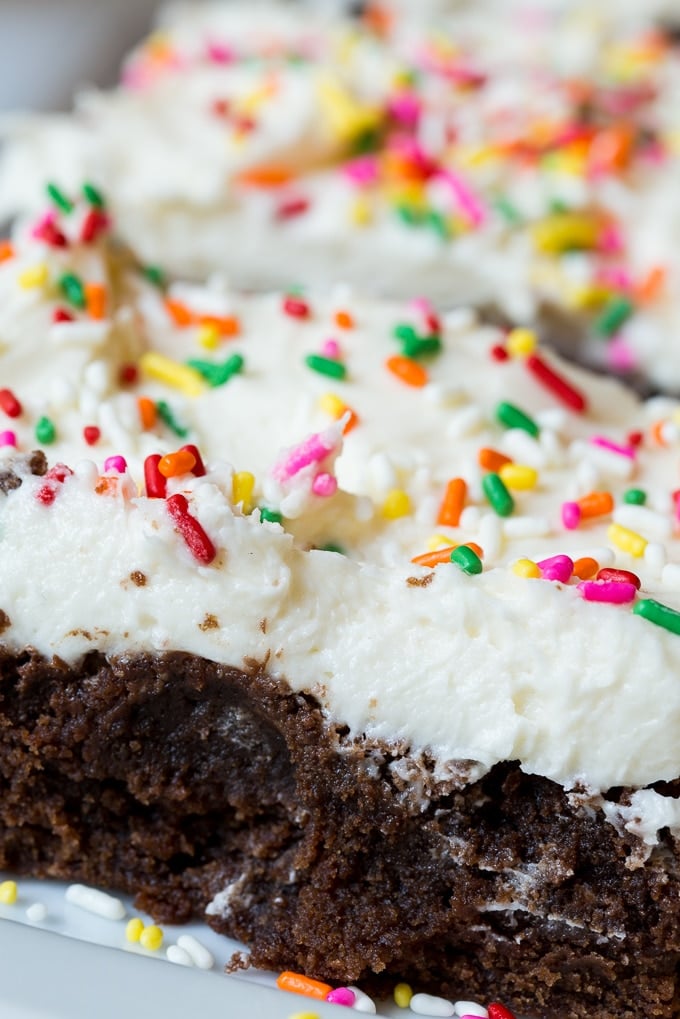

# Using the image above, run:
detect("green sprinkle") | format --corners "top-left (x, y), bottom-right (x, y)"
top-left (451, 545), bottom-right (483, 575)
top-left (401, 334), bottom-right (442, 360)
top-left (259, 507), bottom-right (283, 524)
top-left (82, 182), bottom-right (105, 208)
top-left (35, 416), bottom-right (56, 445)
top-left (304, 354), bottom-right (347, 380)
top-left (142, 264), bottom-right (166, 289)
top-left (393, 322), bottom-right (418, 344)
top-left (595, 296), bottom-right (634, 337)
top-left (46, 182), bottom-right (73, 214)
top-left (623, 488), bottom-right (647, 506)
top-left (319, 543), bottom-right (346, 555)
top-left (396, 203), bottom-right (425, 227)
top-left (633, 598), bottom-right (680, 635)
top-left (426, 209), bottom-right (451, 240)
top-left (482, 473), bottom-right (515, 517)
top-left (156, 400), bottom-right (188, 438)
top-left (494, 195), bottom-right (522, 225)
top-left (58, 272), bottom-right (86, 310)
top-left (187, 354), bottom-right (244, 387)
top-left (548, 197), bottom-right (570, 215)
top-left (495, 401), bottom-right (540, 437)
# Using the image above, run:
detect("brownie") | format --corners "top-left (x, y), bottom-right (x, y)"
top-left (0, 646), bottom-right (677, 1018)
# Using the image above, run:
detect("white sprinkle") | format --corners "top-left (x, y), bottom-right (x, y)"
top-left (574, 546), bottom-right (615, 568)
top-left (535, 407), bottom-right (567, 432)
top-left (660, 421), bottom-right (679, 445)
top-left (410, 992), bottom-right (455, 1016)
top-left (166, 945), bottom-right (194, 967)
top-left (502, 515), bottom-right (551, 539)
top-left (443, 307), bottom-right (477, 331)
top-left (348, 986), bottom-right (377, 1013)
top-left (662, 563), bottom-right (680, 589)
top-left (613, 505), bottom-right (672, 542)
top-left (644, 541), bottom-right (667, 576)
top-left (574, 457), bottom-right (601, 496)
top-left (65, 884), bottom-right (126, 920)
top-left (459, 506), bottom-right (481, 530)
top-left (446, 405), bottom-right (484, 439)
top-left (479, 513), bottom-right (503, 561)
top-left (538, 428), bottom-right (565, 468)
top-left (501, 429), bottom-right (546, 468)
top-left (176, 934), bottom-right (214, 970)
top-left (453, 1002), bottom-right (488, 1018)
top-left (584, 445), bottom-right (634, 480)
top-left (25, 902), bottom-right (47, 923)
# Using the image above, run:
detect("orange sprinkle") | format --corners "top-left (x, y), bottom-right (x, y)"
top-left (573, 556), bottom-right (599, 580)
top-left (85, 282), bottom-right (106, 321)
top-left (94, 476), bottom-right (119, 496)
top-left (635, 265), bottom-right (666, 303)
top-left (137, 396), bottom-right (157, 430)
top-left (386, 355), bottom-right (428, 388)
top-left (437, 478), bottom-right (467, 528)
top-left (478, 447), bottom-right (512, 472)
top-left (342, 408), bottom-right (359, 434)
top-left (577, 491), bottom-right (614, 519)
top-left (165, 298), bottom-right (196, 328)
top-left (411, 542), bottom-right (484, 568)
top-left (235, 165), bottom-right (293, 189)
top-left (158, 449), bottom-right (197, 478)
top-left (0, 241), bottom-right (14, 263)
top-left (650, 420), bottom-right (667, 446)
top-left (200, 314), bottom-right (240, 338)
top-left (334, 310), bottom-right (355, 330)
top-left (276, 972), bottom-right (333, 1000)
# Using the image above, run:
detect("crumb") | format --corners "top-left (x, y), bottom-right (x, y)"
top-left (260, 618), bottom-right (268, 633)
top-left (130, 570), bottom-right (147, 587)
top-left (0, 610), bottom-right (10, 634)
top-left (406, 573), bottom-right (434, 588)
top-left (199, 613), bottom-right (219, 631)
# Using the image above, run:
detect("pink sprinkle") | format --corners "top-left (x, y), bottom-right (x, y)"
top-left (595, 266), bottom-right (632, 292)
top-left (590, 435), bottom-right (636, 459)
top-left (277, 433), bottom-right (334, 480)
top-left (578, 580), bottom-right (637, 604)
top-left (326, 987), bottom-right (356, 1007)
top-left (321, 339), bottom-right (341, 359)
top-left (597, 222), bottom-right (624, 254)
top-left (537, 554), bottom-right (574, 584)
top-left (342, 155), bottom-right (379, 188)
top-left (561, 501), bottom-right (581, 529)
top-left (104, 455), bottom-right (127, 473)
top-left (30, 209), bottom-right (57, 240)
top-left (205, 41), bottom-right (235, 64)
top-left (387, 90), bottom-right (422, 128)
top-left (312, 472), bottom-right (337, 497)
top-left (437, 169), bottom-right (486, 227)
top-left (0, 430), bottom-right (17, 447)
top-left (605, 337), bottom-right (637, 373)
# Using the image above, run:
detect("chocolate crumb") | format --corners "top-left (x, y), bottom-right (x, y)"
top-left (130, 571), bottom-right (147, 588)
top-left (27, 451), bottom-right (47, 477)
top-left (260, 618), bottom-right (268, 634)
top-left (0, 470), bottom-right (21, 495)
top-left (407, 574), bottom-right (434, 588)
top-left (0, 610), bottom-right (10, 634)
top-left (199, 613), bottom-right (219, 631)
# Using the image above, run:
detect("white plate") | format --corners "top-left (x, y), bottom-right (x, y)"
top-left (0, 875), bottom-right (415, 1018)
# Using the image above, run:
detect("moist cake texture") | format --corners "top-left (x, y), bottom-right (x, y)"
top-left (0, 193), bottom-right (679, 1016)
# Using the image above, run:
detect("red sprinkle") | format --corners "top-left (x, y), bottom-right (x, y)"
top-left (490, 344), bottom-right (509, 362)
top-left (526, 352), bottom-right (587, 412)
top-left (83, 425), bottom-right (101, 446)
top-left (627, 430), bottom-right (644, 448)
top-left (144, 454), bottom-right (167, 499)
top-left (53, 307), bottom-right (74, 323)
top-left (276, 196), bottom-right (310, 220)
top-left (36, 463), bottom-right (73, 505)
top-left (37, 221), bottom-right (68, 248)
top-left (36, 484), bottom-right (56, 506)
top-left (597, 567), bottom-right (642, 590)
top-left (488, 1004), bottom-right (517, 1019)
top-left (180, 443), bottom-right (206, 477)
top-left (166, 493), bottom-right (216, 565)
top-left (80, 209), bottom-right (109, 244)
top-left (119, 364), bottom-right (139, 386)
top-left (0, 389), bottom-right (22, 418)
top-left (283, 296), bottom-right (310, 319)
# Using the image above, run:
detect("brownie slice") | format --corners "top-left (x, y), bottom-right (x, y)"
top-left (0, 647), bottom-right (677, 1018)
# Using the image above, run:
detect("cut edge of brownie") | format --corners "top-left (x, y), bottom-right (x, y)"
top-left (0, 645), bottom-right (677, 1019)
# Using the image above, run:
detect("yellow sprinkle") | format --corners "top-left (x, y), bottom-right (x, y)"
top-left (18, 264), bottom-right (49, 290)
top-left (139, 352), bottom-right (204, 397)
top-left (499, 464), bottom-right (538, 491)
top-left (139, 924), bottom-right (164, 951)
top-left (125, 917), bottom-right (144, 943)
top-left (531, 213), bottom-right (599, 255)
top-left (232, 471), bottom-right (255, 514)
top-left (512, 558), bottom-right (541, 579)
top-left (608, 523), bottom-right (647, 558)
top-left (427, 533), bottom-right (454, 552)
top-left (0, 880), bottom-right (17, 905)
top-left (394, 982), bottom-right (413, 1007)
top-left (317, 77), bottom-right (382, 145)
top-left (566, 284), bottom-right (611, 312)
top-left (350, 196), bottom-right (372, 226)
top-left (382, 489), bottom-right (411, 520)
top-left (197, 322), bottom-right (220, 350)
top-left (505, 328), bottom-right (537, 358)
top-left (319, 392), bottom-right (346, 419)
top-left (288, 1013), bottom-right (321, 1019)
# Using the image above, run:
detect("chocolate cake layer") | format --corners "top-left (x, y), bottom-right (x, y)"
top-left (0, 647), bottom-right (677, 1018)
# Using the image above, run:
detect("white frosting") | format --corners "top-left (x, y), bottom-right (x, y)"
top-left (2, 221), bottom-right (680, 821)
